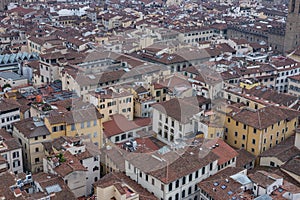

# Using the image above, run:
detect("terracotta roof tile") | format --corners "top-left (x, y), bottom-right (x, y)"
top-left (54, 151), bottom-right (87, 177)
top-left (281, 157), bottom-right (300, 177)
top-left (230, 106), bottom-right (299, 130)
top-left (259, 135), bottom-right (300, 163)
top-left (94, 172), bottom-right (158, 200)
top-left (103, 114), bottom-right (151, 137)
top-left (151, 98), bottom-right (201, 123)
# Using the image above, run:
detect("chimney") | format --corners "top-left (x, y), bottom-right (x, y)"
top-left (295, 128), bottom-right (300, 150)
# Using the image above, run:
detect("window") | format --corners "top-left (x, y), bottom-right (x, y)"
top-left (121, 134), bottom-right (126, 140)
top-left (189, 174), bottom-right (192, 182)
top-left (251, 148), bottom-right (255, 153)
top-left (236, 122), bottom-right (239, 126)
top-left (243, 124), bottom-right (247, 130)
top-left (242, 135), bottom-right (246, 140)
top-left (13, 152), bottom-right (19, 158)
top-left (270, 161), bottom-right (275, 167)
top-left (13, 160), bottom-right (20, 168)
top-left (234, 132), bottom-right (238, 137)
top-left (253, 128), bottom-right (257, 134)
top-left (188, 186), bottom-right (192, 195)
top-left (182, 190), bottom-right (185, 198)
top-left (115, 136), bottom-right (120, 142)
top-left (210, 163), bottom-right (213, 171)
top-left (87, 121), bottom-right (91, 128)
top-left (156, 91), bottom-right (161, 97)
top-left (93, 132), bottom-right (97, 138)
top-left (71, 124), bottom-right (75, 131)
top-left (2, 154), bottom-right (7, 160)
top-left (202, 167), bottom-right (205, 175)
top-left (34, 136), bottom-right (38, 141)
top-left (152, 178), bottom-right (155, 185)
top-left (252, 139), bottom-right (256, 144)
top-left (182, 176), bottom-right (186, 185)
top-left (35, 147), bottom-right (39, 152)
top-left (93, 166), bottom-right (99, 171)
top-left (227, 118), bottom-right (231, 123)
top-left (60, 125), bottom-right (65, 131)
top-left (168, 183), bottom-right (173, 191)
top-left (195, 170), bottom-right (199, 178)
top-left (126, 97), bottom-right (131, 103)
top-left (81, 122), bottom-right (84, 129)
top-left (35, 157), bottom-right (40, 163)
top-left (128, 162), bottom-right (131, 170)
top-left (94, 120), bottom-right (97, 126)
top-left (52, 126), bottom-right (57, 132)
top-left (175, 180), bottom-right (179, 188)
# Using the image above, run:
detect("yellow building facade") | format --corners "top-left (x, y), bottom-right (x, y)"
top-left (12, 118), bottom-right (51, 173)
top-left (149, 83), bottom-right (168, 102)
top-left (224, 106), bottom-right (299, 156)
top-left (89, 89), bottom-right (134, 122)
top-left (44, 107), bottom-right (103, 148)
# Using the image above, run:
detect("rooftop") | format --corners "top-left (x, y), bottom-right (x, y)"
top-left (103, 114), bottom-right (151, 137)
top-left (94, 172), bottom-right (158, 200)
top-left (152, 97), bottom-right (202, 123)
top-left (13, 118), bottom-right (50, 138)
top-left (0, 72), bottom-right (27, 81)
top-left (229, 106), bottom-right (299, 130)
top-left (126, 138), bottom-right (237, 184)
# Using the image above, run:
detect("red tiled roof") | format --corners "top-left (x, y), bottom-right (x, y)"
top-left (94, 172), bottom-right (158, 200)
top-left (54, 151), bottom-right (87, 177)
top-left (204, 138), bottom-right (239, 165)
top-left (103, 114), bottom-right (151, 137)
